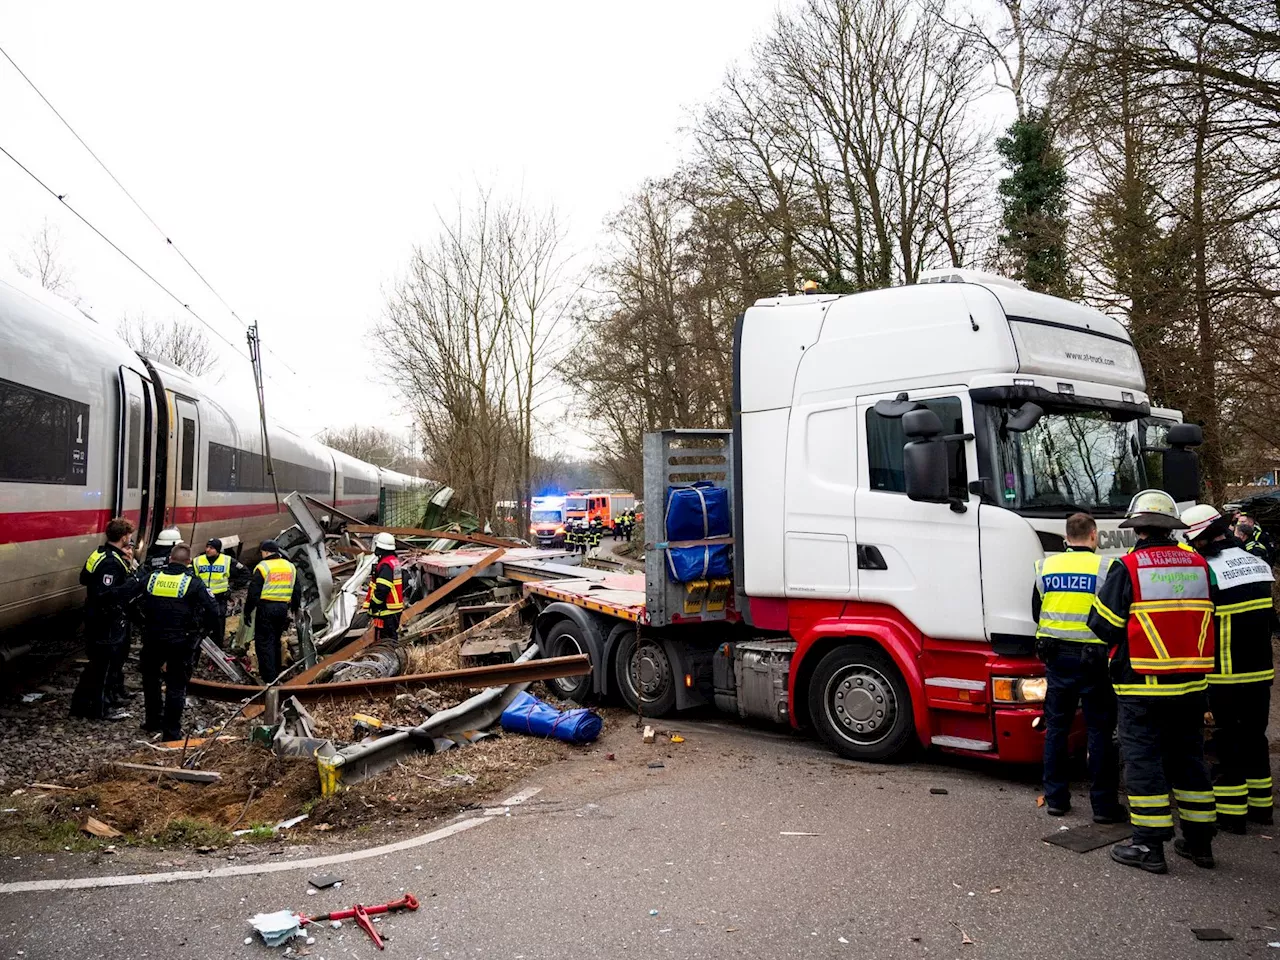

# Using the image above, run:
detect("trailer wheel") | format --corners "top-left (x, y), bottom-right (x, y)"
top-left (613, 630), bottom-right (678, 717)
top-left (808, 645), bottom-right (914, 762)
top-left (543, 620), bottom-right (593, 703)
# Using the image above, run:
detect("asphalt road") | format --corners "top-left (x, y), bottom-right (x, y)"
top-left (1, 718), bottom-right (1278, 960)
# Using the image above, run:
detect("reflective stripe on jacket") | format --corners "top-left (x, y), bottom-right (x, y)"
top-left (1118, 546), bottom-right (1214, 674)
top-left (1204, 544), bottom-right (1275, 684)
top-left (1035, 549), bottom-right (1111, 643)
top-left (254, 557), bottom-right (297, 603)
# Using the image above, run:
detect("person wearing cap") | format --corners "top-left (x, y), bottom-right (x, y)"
top-left (1233, 513), bottom-right (1273, 565)
top-left (1032, 512), bottom-right (1124, 822)
top-left (243, 540), bottom-right (300, 682)
top-left (1182, 503), bottom-right (1275, 832)
top-left (1087, 489), bottom-right (1218, 873)
top-left (361, 532), bottom-right (404, 641)
top-left (71, 516), bottom-right (144, 721)
top-left (192, 539), bottom-right (249, 649)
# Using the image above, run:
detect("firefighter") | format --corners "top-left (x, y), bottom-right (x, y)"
top-left (243, 540), bottom-right (300, 683)
top-left (143, 527), bottom-right (183, 573)
top-left (139, 544), bottom-right (220, 741)
top-left (1032, 513), bottom-right (1124, 822)
top-left (1182, 504), bottom-right (1275, 831)
top-left (1088, 490), bottom-right (1218, 873)
top-left (589, 516), bottom-right (604, 555)
top-left (362, 532), bottom-right (405, 641)
top-left (70, 517), bottom-right (143, 722)
top-left (1234, 513), bottom-right (1273, 565)
top-left (192, 539), bottom-right (247, 648)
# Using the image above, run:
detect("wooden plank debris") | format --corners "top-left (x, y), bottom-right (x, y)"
top-left (111, 762), bottom-right (222, 784)
top-left (81, 817), bottom-right (123, 839)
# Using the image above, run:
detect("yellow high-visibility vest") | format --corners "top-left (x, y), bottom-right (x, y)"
top-left (194, 553), bottom-right (233, 596)
top-left (147, 570), bottom-right (192, 598)
top-left (254, 557), bottom-right (296, 603)
top-left (85, 547), bottom-right (107, 574)
top-left (1035, 549), bottom-right (1112, 643)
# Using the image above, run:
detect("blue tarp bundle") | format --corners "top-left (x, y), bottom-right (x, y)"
top-left (665, 480), bottom-right (732, 583)
top-left (500, 690), bottom-right (603, 744)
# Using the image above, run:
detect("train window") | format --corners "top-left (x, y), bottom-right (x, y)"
top-left (0, 377), bottom-right (89, 486)
top-left (180, 417), bottom-right (196, 491)
top-left (127, 397), bottom-right (142, 489)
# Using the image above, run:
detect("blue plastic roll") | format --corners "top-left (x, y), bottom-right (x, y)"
top-left (500, 690), bottom-right (603, 744)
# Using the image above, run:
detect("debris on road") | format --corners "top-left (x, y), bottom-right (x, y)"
top-left (110, 763), bottom-right (222, 784)
top-left (780, 831), bottom-right (822, 836)
top-left (249, 909), bottom-right (303, 947)
top-left (930, 787), bottom-right (949, 795)
top-left (309, 873), bottom-right (343, 889)
top-left (1191, 929), bottom-right (1233, 942)
top-left (499, 690), bottom-right (603, 743)
top-left (643, 725), bottom-right (656, 743)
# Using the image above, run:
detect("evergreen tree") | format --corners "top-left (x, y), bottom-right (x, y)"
top-left (996, 112), bottom-right (1076, 295)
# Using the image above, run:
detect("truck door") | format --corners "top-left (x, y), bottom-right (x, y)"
top-left (783, 402), bottom-right (858, 598)
top-left (854, 391), bottom-right (984, 641)
top-left (171, 396), bottom-right (200, 539)
top-left (115, 366), bottom-right (154, 543)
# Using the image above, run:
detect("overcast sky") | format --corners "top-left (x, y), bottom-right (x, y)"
top-left (1, 1), bottom-right (786, 453)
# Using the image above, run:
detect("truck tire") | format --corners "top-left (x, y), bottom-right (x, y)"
top-left (542, 620), bottom-right (593, 703)
top-left (613, 630), bottom-right (678, 717)
top-left (808, 645), bottom-right (914, 762)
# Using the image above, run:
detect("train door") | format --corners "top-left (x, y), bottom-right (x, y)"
top-left (171, 397), bottom-right (200, 537)
top-left (115, 367), bottom-right (154, 543)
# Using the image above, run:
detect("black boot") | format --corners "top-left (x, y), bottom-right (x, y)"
top-left (1247, 807), bottom-right (1273, 826)
top-left (1217, 816), bottom-right (1246, 835)
top-left (1174, 838), bottom-right (1216, 868)
top-left (1092, 806), bottom-right (1128, 825)
top-left (1110, 842), bottom-right (1168, 874)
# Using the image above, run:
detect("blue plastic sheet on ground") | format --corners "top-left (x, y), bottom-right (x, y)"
top-left (500, 690), bottom-right (603, 744)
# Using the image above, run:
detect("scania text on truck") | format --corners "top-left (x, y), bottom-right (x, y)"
top-left (524, 270), bottom-right (1201, 763)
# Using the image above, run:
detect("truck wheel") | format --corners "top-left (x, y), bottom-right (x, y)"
top-left (808, 645), bottom-right (914, 762)
top-left (613, 630), bottom-right (678, 717)
top-left (542, 620), bottom-right (593, 703)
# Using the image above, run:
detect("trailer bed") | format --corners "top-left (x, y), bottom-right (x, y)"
top-left (523, 572), bottom-right (646, 623)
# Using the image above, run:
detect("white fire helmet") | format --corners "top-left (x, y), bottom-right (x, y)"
top-left (1119, 489), bottom-right (1187, 530)
top-left (1180, 503), bottom-right (1223, 542)
top-left (373, 532), bottom-right (397, 552)
top-left (154, 527), bottom-right (183, 546)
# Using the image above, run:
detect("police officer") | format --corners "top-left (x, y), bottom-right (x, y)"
top-left (140, 544), bottom-right (220, 741)
top-left (243, 540), bottom-right (300, 683)
top-left (71, 517), bottom-right (143, 721)
top-left (1182, 504), bottom-right (1275, 831)
top-left (362, 532), bottom-right (405, 641)
top-left (624, 509), bottom-right (636, 543)
top-left (1089, 490), bottom-right (1218, 873)
top-left (1033, 512), bottom-right (1124, 822)
top-left (193, 539), bottom-right (247, 648)
top-left (589, 516), bottom-right (604, 555)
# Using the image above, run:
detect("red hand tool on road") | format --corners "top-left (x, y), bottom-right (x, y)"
top-left (301, 893), bottom-right (419, 950)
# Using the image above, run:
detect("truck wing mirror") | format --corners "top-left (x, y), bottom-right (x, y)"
top-left (1005, 401), bottom-right (1044, 433)
top-left (904, 439), bottom-right (950, 503)
top-left (1167, 423), bottom-right (1203, 447)
top-left (1162, 448), bottom-right (1200, 504)
top-left (902, 408), bottom-right (943, 439)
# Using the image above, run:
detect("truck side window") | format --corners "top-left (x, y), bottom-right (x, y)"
top-left (866, 397), bottom-right (968, 498)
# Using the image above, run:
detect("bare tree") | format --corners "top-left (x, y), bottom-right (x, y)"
top-left (375, 192), bottom-right (575, 522)
top-left (116, 312), bottom-right (219, 376)
top-left (11, 219), bottom-right (77, 300)
top-left (317, 424), bottom-right (416, 469)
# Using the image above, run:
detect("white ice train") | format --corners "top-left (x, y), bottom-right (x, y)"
top-left (0, 270), bottom-right (424, 640)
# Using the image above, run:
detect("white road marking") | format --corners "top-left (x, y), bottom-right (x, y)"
top-left (0, 789), bottom-right (546, 896)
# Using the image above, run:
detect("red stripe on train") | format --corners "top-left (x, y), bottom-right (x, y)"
top-left (1, 508), bottom-right (115, 544)
top-left (2, 498), bottom-right (379, 545)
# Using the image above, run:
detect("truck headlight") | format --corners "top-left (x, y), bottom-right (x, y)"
top-left (992, 676), bottom-right (1047, 704)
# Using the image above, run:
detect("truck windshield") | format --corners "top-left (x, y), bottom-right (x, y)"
top-left (990, 406), bottom-right (1144, 516)
top-left (531, 510), bottom-right (563, 523)
top-left (564, 497), bottom-right (587, 511)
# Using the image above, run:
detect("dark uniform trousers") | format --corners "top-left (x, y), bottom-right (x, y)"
top-left (254, 601), bottom-right (290, 683)
top-left (141, 639), bottom-right (197, 738)
top-left (375, 613), bottom-right (401, 642)
top-left (211, 593), bottom-right (229, 649)
top-left (71, 617), bottom-right (126, 719)
top-left (1209, 682), bottom-right (1274, 824)
top-left (1041, 643), bottom-right (1119, 813)
top-left (1117, 692), bottom-right (1217, 845)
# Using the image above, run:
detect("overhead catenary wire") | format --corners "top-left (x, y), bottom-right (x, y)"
top-left (0, 141), bottom-right (250, 361)
top-left (0, 42), bottom-right (300, 378)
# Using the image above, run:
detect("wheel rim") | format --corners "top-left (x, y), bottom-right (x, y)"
top-left (549, 630), bottom-right (585, 695)
top-left (625, 641), bottom-right (672, 705)
top-left (823, 663), bottom-right (897, 746)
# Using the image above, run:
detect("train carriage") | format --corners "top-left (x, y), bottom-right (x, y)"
top-left (0, 269), bottom-right (427, 640)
